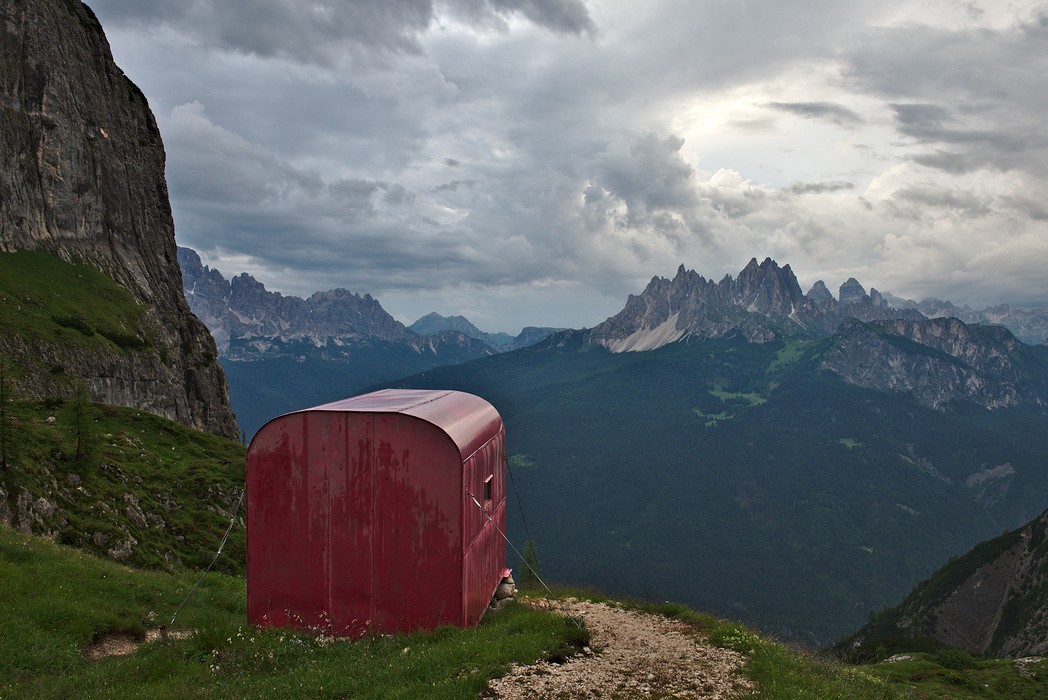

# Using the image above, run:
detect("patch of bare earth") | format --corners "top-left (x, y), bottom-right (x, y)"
top-left (487, 597), bottom-right (756, 699)
top-left (84, 628), bottom-right (192, 660)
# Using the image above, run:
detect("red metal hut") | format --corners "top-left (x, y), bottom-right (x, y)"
top-left (245, 389), bottom-right (507, 635)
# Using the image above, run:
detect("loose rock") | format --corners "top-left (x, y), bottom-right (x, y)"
top-left (488, 598), bottom-right (755, 699)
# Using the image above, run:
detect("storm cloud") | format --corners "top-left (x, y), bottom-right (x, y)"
top-left (88, 0), bottom-right (1048, 331)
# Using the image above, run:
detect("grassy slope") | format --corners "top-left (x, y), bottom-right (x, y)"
top-left (0, 250), bottom-right (155, 360)
top-left (1, 398), bottom-right (245, 573)
top-left (0, 527), bottom-right (588, 700)
top-left (5, 525), bottom-right (1046, 699)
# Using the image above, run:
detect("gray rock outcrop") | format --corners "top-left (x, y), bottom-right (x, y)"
top-left (819, 317), bottom-right (1047, 410)
top-left (0, 0), bottom-right (238, 439)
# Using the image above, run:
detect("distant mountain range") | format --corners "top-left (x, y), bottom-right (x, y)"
top-left (179, 247), bottom-right (561, 357)
top-left (565, 256), bottom-right (1048, 411)
top-left (589, 257), bottom-right (1047, 350)
top-left (883, 294), bottom-right (1048, 347)
top-left (590, 259), bottom-right (909, 350)
top-left (178, 247), bottom-right (488, 359)
top-left (179, 248), bottom-right (1047, 437)
top-left (408, 312), bottom-right (566, 352)
top-left (177, 247), bottom-right (562, 435)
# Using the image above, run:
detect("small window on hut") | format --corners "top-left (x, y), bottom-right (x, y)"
top-left (483, 475), bottom-right (493, 503)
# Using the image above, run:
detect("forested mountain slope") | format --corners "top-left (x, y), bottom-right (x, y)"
top-left (384, 323), bottom-right (1048, 643)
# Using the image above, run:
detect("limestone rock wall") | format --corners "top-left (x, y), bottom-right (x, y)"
top-left (0, 0), bottom-right (238, 440)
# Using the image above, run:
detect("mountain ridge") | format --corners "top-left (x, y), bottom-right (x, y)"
top-left (408, 311), bottom-right (566, 352)
top-left (588, 257), bottom-right (927, 351)
top-left (178, 247), bottom-right (491, 361)
top-left (820, 317), bottom-right (1048, 410)
top-left (844, 506), bottom-right (1048, 658)
top-left (884, 294), bottom-right (1048, 346)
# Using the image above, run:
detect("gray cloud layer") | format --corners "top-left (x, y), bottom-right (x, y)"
top-left (97, 0), bottom-right (592, 65)
top-left (89, 0), bottom-right (1048, 331)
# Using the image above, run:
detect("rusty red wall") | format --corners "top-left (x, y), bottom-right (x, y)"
top-left (247, 390), bottom-right (505, 636)
top-left (369, 411), bottom-right (463, 632)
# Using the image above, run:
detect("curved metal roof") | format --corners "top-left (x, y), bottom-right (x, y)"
top-left (303, 389), bottom-right (503, 461)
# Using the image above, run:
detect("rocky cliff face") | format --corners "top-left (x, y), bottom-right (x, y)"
top-left (819, 317), bottom-right (1048, 410)
top-left (848, 508), bottom-right (1048, 658)
top-left (0, 0), bottom-right (238, 440)
top-left (589, 258), bottom-right (923, 351)
top-left (179, 247), bottom-right (493, 361)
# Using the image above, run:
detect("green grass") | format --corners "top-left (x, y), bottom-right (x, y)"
top-left (709, 387), bottom-right (768, 406)
top-left (0, 250), bottom-right (153, 352)
top-left (0, 527), bottom-right (588, 700)
top-left (767, 338), bottom-right (816, 372)
top-left (860, 652), bottom-right (1048, 699)
top-left (693, 407), bottom-right (735, 426)
top-left (0, 526), bottom-right (246, 699)
top-left (3, 528), bottom-right (1043, 700)
top-left (1, 397), bottom-right (246, 574)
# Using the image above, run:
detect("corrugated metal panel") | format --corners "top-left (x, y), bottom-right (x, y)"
top-left (247, 389), bottom-right (505, 636)
top-left (370, 411), bottom-right (462, 631)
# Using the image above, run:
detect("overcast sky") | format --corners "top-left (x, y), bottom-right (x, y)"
top-left (90, 0), bottom-right (1048, 333)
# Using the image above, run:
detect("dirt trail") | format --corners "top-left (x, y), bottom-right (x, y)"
top-left (487, 597), bottom-right (756, 699)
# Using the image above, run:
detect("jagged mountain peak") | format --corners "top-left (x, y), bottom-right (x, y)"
top-left (839, 277), bottom-right (868, 305)
top-left (589, 258), bottom-right (917, 352)
top-left (732, 257), bottom-right (805, 314)
top-left (807, 280), bottom-right (834, 305)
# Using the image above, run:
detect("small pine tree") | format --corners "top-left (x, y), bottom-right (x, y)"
top-left (65, 381), bottom-right (98, 468)
top-left (520, 537), bottom-right (541, 586)
top-left (0, 357), bottom-right (23, 471)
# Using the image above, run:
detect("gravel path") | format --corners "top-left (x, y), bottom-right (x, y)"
top-left (487, 597), bottom-right (756, 699)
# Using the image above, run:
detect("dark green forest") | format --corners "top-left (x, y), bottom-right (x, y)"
top-left (381, 333), bottom-right (1048, 643)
